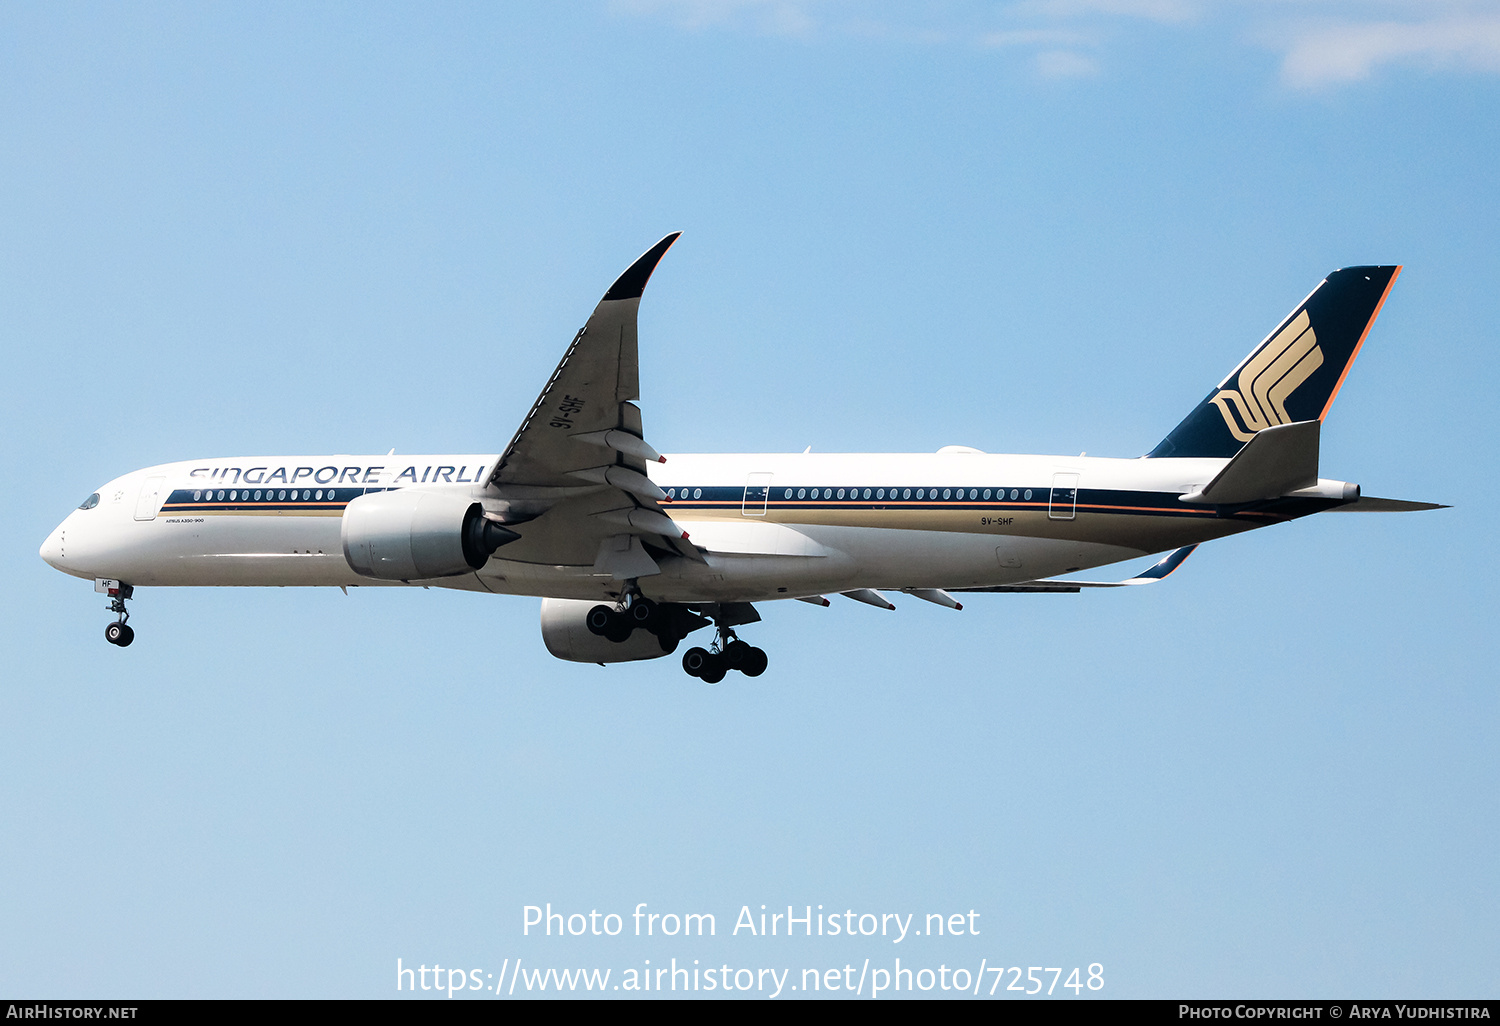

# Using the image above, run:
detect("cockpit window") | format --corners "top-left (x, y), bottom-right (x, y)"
top-left (78, 492), bottom-right (100, 510)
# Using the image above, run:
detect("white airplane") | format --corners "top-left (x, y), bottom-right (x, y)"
top-left (40, 234), bottom-right (1443, 682)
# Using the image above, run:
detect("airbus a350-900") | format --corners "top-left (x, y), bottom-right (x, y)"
top-left (40, 234), bottom-right (1442, 681)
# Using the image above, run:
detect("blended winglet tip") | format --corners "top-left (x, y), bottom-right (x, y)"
top-left (602, 232), bottom-right (683, 302)
top-left (1139, 543), bottom-right (1197, 581)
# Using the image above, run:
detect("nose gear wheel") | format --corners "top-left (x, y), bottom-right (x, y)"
top-left (103, 583), bottom-right (135, 647)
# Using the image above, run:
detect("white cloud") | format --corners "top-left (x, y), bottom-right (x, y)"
top-left (1034, 49), bottom-right (1104, 77)
top-left (608, 0), bottom-right (821, 37)
top-left (611, 0), bottom-right (1500, 89)
top-left (1008, 0), bottom-right (1200, 24)
top-left (613, 1), bottom-right (1108, 76)
top-left (980, 28), bottom-right (1094, 49)
top-left (1276, 13), bottom-right (1500, 88)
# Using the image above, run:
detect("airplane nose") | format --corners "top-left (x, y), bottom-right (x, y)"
top-left (40, 523), bottom-right (67, 570)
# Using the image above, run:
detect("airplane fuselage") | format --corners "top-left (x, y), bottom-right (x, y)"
top-left (41, 450), bottom-right (1353, 605)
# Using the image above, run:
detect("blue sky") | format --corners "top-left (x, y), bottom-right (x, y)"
top-left (2, 0), bottom-right (1496, 999)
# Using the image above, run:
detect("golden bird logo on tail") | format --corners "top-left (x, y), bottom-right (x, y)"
top-left (1210, 310), bottom-right (1324, 442)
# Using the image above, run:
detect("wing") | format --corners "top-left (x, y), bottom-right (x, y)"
top-left (955, 545), bottom-right (1198, 594)
top-left (480, 234), bottom-right (702, 575)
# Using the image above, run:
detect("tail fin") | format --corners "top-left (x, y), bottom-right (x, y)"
top-left (1147, 266), bottom-right (1401, 458)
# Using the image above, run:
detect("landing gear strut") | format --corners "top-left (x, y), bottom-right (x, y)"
top-left (100, 580), bottom-right (135, 647)
top-left (681, 624), bottom-right (767, 684)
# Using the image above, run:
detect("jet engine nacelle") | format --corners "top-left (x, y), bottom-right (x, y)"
top-left (342, 488), bottom-right (518, 581)
top-left (540, 598), bottom-right (676, 663)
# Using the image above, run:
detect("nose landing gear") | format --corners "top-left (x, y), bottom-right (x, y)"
top-left (97, 579), bottom-right (135, 647)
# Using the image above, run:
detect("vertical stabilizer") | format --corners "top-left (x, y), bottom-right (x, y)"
top-left (1148, 266), bottom-right (1400, 458)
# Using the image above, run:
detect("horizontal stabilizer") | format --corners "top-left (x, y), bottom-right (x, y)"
top-left (957, 545), bottom-right (1198, 593)
top-left (1330, 496), bottom-right (1449, 512)
top-left (1180, 420), bottom-right (1318, 504)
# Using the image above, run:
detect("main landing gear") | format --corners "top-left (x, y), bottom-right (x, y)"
top-left (585, 593), bottom-right (769, 681)
top-left (681, 627), bottom-right (767, 685)
top-left (585, 597), bottom-right (677, 649)
top-left (101, 581), bottom-right (135, 647)
top-left (585, 595), bottom-right (694, 655)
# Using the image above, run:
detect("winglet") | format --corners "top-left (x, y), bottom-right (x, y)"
top-left (952, 544), bottom-right (1200, 593)
top-left (1131, 544), bottom-right (1197, 581)
top-left (602, 232), bottom-right (682, 302)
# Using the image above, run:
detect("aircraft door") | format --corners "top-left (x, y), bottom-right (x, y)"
top-left (1049, 472), bottom-right (1079, 521)
top-left (134, 476), bottom-right (168, 521)
top-left (742, 473), bottom-right (773, 516)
